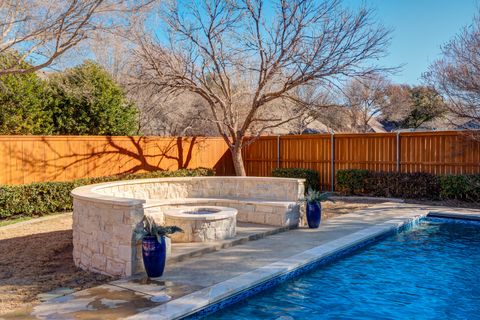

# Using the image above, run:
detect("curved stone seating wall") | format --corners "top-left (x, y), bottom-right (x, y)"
top-left (71, 176), bottom-right (304, 277)
top-left (93, 177), bottom-right (302, 201)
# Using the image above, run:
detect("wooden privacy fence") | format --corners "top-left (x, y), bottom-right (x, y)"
top-left (243, 131), bottom-right (480, 191)
top-left (0, 136), bottom-right (235, 185)
top-left (1, 131), bottom-right (479, 188)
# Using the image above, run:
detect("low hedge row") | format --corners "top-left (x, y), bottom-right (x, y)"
top-left (439, 174), bottom-right (480, 201)
top-left (336, 169), bottom-right (480, 201)
top-left (0, 168), bottom-right (215, 219)
top-left (272, 168), bottom-right (320, 191)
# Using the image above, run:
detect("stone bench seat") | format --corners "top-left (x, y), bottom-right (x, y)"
top-left (71, 176), bottom-right (305, 277)
top-left (144, 197), bottom-right (300, 227)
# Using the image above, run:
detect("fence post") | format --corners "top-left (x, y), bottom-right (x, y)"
top-left (276, 135), bottom-right (281, 169)
top-left (331, 132), bottom-right (335, 192)
top-left (396, 132), bottom-right (401, 172)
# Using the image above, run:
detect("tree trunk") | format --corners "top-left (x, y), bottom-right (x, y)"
top-left (231, 146), bottom-right (246, 176)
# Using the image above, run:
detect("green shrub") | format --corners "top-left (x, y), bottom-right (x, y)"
top-left (272, 168), bottom-right (320, 191)
top-left (336, 169), bottom-right (369, 195)
top-left (0, 52), bottom-right (55, 134)
top-left (48, 61), bottom-right (138, 135)
top-left (336, 169), bottom-right (441, 198)
top-left (439, 174), bottom-right (480, 201)
top-left (364, 172), bottom-right (440, 199)
top-left (0, 168), bottom-right (215, 220)
top-left (336, 169), bottom-right (480, 202)
top-left (0, 56), bottom-right (139, 135)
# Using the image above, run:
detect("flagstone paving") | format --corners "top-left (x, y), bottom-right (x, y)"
top-left (3, 202), bottom-right (480, 320)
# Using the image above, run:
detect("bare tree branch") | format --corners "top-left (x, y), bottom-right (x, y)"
top-left (0, 0), bottom-right (155, 75)
top-left (425, 13), bottom-right (480, 128)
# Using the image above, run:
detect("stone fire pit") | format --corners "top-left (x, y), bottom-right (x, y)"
top-left (164, 206), bottom-right (237, 243)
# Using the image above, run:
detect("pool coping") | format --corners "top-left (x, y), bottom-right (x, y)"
top-left (127, 210), bottom-right (480, 320)
top-left (428, 211), bottom-right (480, 221)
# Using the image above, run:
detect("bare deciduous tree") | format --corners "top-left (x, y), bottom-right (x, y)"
top-left (134, 90), bottom-right (218, 136)
top-left (341, 76), bottom-right (390, 133)
top-left (381, 84), bottom-right (412, 122)
top-left (274, 86), bottom-right (337, 134)
top-left (0, 0), bottom-right (153, 75)
top-left (133, 0), bottom-right (391, 175)
top-left (425, 14), bottom-right (480, 125)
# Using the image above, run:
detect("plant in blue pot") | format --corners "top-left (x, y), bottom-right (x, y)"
top-left (134, 216), bottom-right (182, 278)
top-left (305, 188), bottom-right (328, 228)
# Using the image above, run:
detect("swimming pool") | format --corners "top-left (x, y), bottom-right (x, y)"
top-left (204, 218), bottom-right (480, 319)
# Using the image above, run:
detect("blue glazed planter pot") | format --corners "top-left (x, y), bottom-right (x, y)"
top-left (306, 202), bottom-right (321, 228)
top-left (142, 235), bottom-right (167, 278)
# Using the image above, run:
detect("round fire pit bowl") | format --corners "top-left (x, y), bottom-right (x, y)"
top-left (164, 206), bottom-right (237, 243)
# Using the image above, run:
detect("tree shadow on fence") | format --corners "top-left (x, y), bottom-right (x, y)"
top-left (213, 148), bottom-right (236, 176)
top-left (2, 136), bottom-right (233, 184)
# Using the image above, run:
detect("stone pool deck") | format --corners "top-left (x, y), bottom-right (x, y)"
top-left (169, 222), bottom-right (289, 263)
top-left (6, 202), bottom-right (480, 320)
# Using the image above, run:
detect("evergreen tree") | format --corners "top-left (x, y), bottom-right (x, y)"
top-left (400, 86), bottom-right (446, 129)
top-left (0, 54), bottom-right (54, 134)
top-left (48, 61), bottom-right (138, 135)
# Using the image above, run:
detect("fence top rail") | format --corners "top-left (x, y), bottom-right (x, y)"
top-left (278, 134), bottom-right (333, 139)
top-left (332, 133), bottom-right (397, 138)
top-left (0, 135), bottom-right (227, 141)
top-left (0, 130), bottom-right (477, 141)
top-left (248, 130), bottom-right (479, 139)
top-left (398, 130), bottom-right (479, 137)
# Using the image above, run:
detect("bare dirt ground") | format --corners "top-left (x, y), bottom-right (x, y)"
top-left (0, 200), bottom-right (380, 315)
top-left (0, 214), bottom-right (114, 315)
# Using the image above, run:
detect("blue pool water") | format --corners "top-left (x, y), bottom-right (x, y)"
top-left (206, 219), bottom-right (480, 319)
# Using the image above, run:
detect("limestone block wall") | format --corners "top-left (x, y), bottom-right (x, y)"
top-left (94, 177), bottom-right (304, 202)
top-left (189, 177), bottom-right (303, 201)
top-left (72, 197), bottom-right (144, 277)
top-left (207, 200), bottom-right (300, 227)
top-left (95, 181), bottom-right (192, 200)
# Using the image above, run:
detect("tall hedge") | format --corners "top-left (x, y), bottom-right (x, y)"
top-left (0, 168), bottom-right (214, 219)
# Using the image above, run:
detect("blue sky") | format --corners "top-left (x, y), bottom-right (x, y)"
top-left (345, 0), bottom-right (478, 85)
top-left (85, 0), bottom-right (477, 86)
